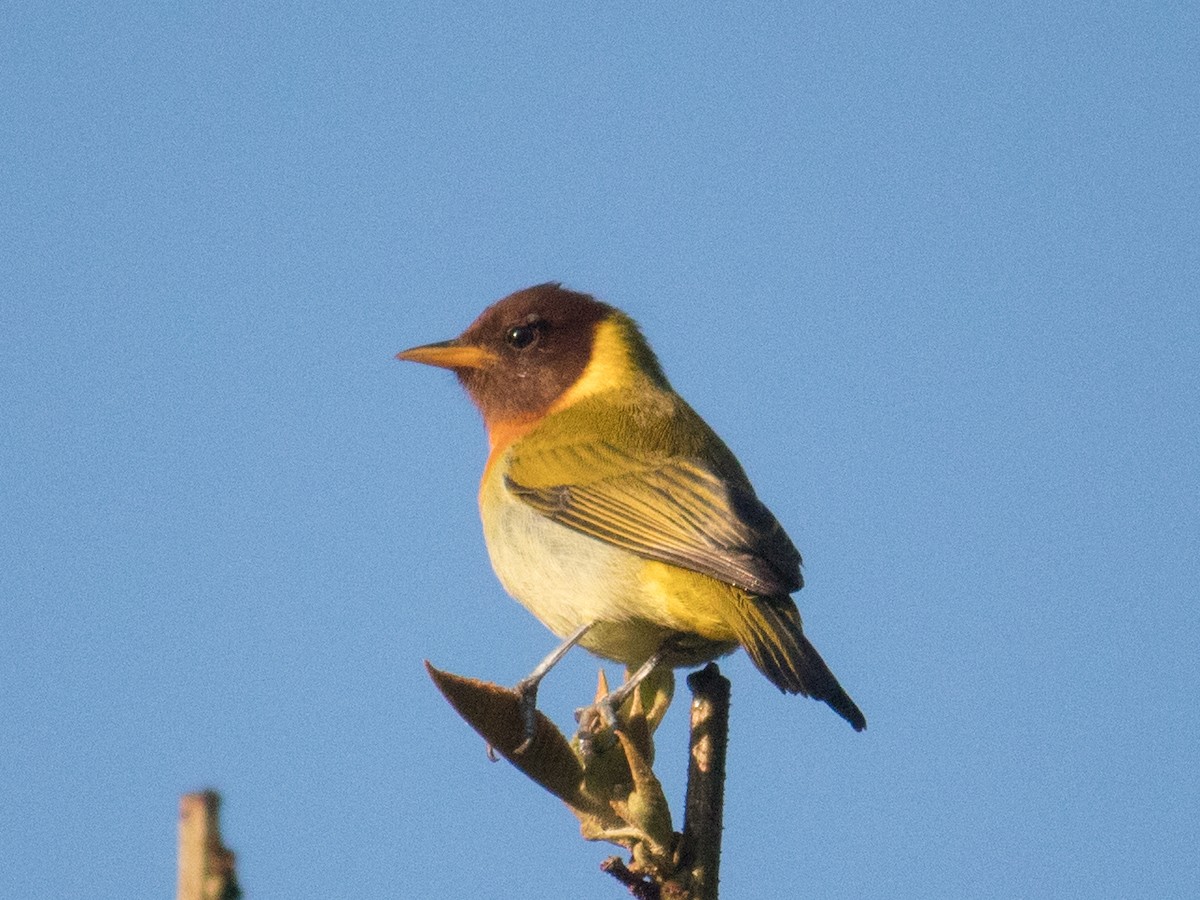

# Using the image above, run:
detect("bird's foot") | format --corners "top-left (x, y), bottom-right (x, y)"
top-left (509, 675), bottom-right (540, 755)
top-left (482, 676), bottom-right (540, 761)
top-left (574, 702), bottom-right (611, 760)
top-left (574, 694), bottom-right (618, 731)
top-left (573, 684), bottom-right (628, 758)
top-left (497, 622), bottom-right (593, 758)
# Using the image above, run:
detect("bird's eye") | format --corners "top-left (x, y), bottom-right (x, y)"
top-left (505, 323), bottom-right (540, 350)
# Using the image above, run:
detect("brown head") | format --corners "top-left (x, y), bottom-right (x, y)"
top-left (397, 283), bottom-right (667, 437)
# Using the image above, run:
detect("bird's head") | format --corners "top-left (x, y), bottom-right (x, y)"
top-left (397, 283), bottom-right (668, 433)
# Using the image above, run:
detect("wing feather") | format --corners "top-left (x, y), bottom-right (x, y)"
top-left (505, 433), bottom-right (802, 597)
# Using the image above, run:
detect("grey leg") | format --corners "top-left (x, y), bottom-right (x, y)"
top-left (510, 622), bottom-right (593, 754)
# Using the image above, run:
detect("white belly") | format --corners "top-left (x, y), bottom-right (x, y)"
top-left (478, 458), bottom-right (676, 664)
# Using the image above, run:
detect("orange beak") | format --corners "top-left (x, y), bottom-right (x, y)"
top-left (395, 340), bottom-right (497, 370)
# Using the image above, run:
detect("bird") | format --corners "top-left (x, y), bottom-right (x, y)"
top-left (397, 283), bottom-right (865, 739)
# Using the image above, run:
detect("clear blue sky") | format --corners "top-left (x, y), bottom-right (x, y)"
top-left (3, 4), bottom-right (1197, 898)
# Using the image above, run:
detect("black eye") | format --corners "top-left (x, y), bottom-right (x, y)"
top-left (505, 323), bottom-right (540, 350)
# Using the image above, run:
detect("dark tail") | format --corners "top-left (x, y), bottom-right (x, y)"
top-left (729, 593), bottom-right (866, 731)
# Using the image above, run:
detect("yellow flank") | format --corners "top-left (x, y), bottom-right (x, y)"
top-left (550, 315), bottom-right (669, 413)
top-left (641, 560), bottom-right (740, 643)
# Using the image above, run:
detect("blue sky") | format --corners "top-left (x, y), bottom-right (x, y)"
top-left (3, 3), bottom-right (1197, 897)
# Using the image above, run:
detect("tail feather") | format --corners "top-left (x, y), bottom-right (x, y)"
top-left (730, 593), bottom-right (866, 731)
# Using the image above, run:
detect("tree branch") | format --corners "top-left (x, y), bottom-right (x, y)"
top-left (177, 790), bottom-right (241, 900)
top-left (678, 663), bottom-right (730, 900)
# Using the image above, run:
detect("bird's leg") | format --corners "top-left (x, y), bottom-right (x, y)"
top-left (509, 622), bottom-right (593, 754)
top-left (575, 650), bottom-right (664, 740)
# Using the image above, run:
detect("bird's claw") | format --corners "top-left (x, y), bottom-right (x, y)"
top-left (573, 694), bottom-right (621, 759)
top-left (510, 676), bottom-right (540, 755)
